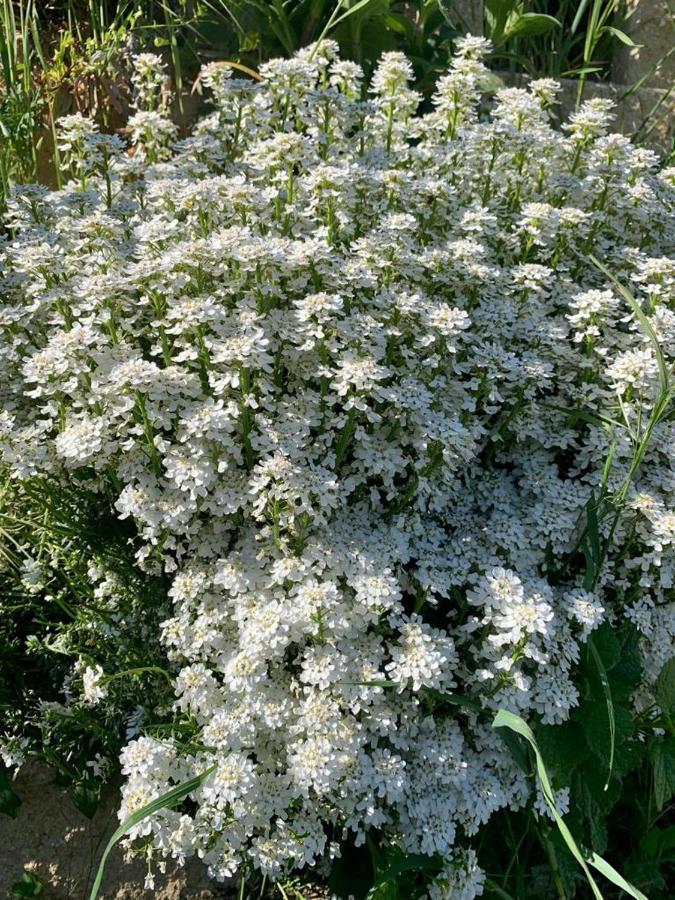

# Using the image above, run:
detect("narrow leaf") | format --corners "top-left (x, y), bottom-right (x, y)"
top-left (587, 636), bottom-right (616, 790)
top-left (89, 765), bottom-right (216, 900)
top-left (602, 26), bottom-right (641, 48)
top-left (493, 710), bottom-right (648, 900)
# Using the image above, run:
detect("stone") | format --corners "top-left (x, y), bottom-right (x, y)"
top-left (612, 0), bottom-right (675, 90)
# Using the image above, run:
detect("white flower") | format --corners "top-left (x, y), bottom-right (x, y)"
top-left (81, 664), bottom-right (108, 706)
top-left (1, 37), bottom-right (673, 887)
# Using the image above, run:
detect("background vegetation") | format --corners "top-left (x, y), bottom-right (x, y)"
top-left (1, 0), bottom-right (671, 207)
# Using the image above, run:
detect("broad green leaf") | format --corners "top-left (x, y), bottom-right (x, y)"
top-left (89, 765), bottom-right (215, 900)
top-left (609, 629), bottom-right (643, 702)
top-left (477, 71), bottom-right (507, 93)
top-left (504, 12), bottom-right (561, 40)
top-left (485, 0), bottom-right (513, 41)
top-left (538, 721), bottom-right (589, 783)
top-left (651, 738), bottom-right (675, 812)
top-left (579, 702), bottom-right (633, 766)
top-left (572, 770), bottom-right (609, 854)
top-left (638, 823), bottom-right (675, 858)
top-left (493, 710), bottom-right (648, 900)
top-left (579, 760), bottom-right (622, 814)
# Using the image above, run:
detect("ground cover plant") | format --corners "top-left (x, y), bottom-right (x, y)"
top-left (1, 23), bottom-right (675, 900)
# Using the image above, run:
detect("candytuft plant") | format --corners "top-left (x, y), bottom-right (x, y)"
top-left (1, 34), bottom-right (675, 899)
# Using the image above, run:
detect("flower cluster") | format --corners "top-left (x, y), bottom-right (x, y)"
top-left (1, 37), bottom-right (674, 897)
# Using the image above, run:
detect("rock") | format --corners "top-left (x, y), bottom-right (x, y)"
top-left (495, 70), bottom-right (674, 156)
top-left (449, 0), bottom-right (484, 36)
top-left (612, 0), bottom-right (675, 90)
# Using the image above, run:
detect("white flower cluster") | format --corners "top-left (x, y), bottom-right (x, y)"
top-left (1, 36), bottom-right (674, 896)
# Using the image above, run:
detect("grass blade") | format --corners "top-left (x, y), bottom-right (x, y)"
top-left (493, 710), bottom-right (648, 900)
top-left (587, 636), bottom-right (616, 790)
top-left (88, 764), bottom-right (216, 900)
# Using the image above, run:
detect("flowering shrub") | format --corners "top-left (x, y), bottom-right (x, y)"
top-left (1, 37), bottom-right (674, 897)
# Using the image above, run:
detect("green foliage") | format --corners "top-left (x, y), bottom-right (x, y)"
top-left (0, 473), bottom-right (172, 815)
top-left (655, 658), bottom-right (675, 731)
top-left (326, 838), bottom-right (444, 899)
top-left (485, 0), bottom-right (560, 48)
top-left (1, 1), bottom-right (669, 211)
top-left (10, 872), bottom-right (45, 899)
top-left (470, 625), bottom-right (675, 899)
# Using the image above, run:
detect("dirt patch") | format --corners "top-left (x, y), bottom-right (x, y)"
top-left (0, 763), bottom-right (228, 899)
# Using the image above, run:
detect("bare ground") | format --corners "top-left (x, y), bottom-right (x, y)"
top-left (0, 763), bottom-right (227, 900)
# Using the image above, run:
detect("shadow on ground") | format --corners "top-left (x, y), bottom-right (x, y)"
top-left (0, 763), bottom-right (229, 899)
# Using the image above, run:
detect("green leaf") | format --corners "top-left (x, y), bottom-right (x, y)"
top-left (504, 13), bottom-right (561, 40)
top-left (372, 850), bottom-right (442, 887)
top-left (484, 881), bottom-right (516, 900)
top-left (609, 628), bottom-right (643, 701)
top-left (11, 873), bottom-right (44, 899)
top-left (587, 636), bottom-right (616, 789)
top-left (477, 71), bottom-right (507, 93)
top-left (89, 765), bottom-right (216, 900)
top-left (99, 666), bottom-right (173, 687)
top-left (588, 625), bottom-right (621, 672)
top-left (329, 843), bottom-right (373, 900)
top-left (656, 658), bottom-right (675, 730)
top-left (484, 0), bottom-right (512, 39)
top-left (423, 687), bottom-right (482, 711)
top-left (72, 777), bottom-right (100, 819)
top-left (602, 26), bottom-right (641, 48)
top-left (579, 760), bottom-right (622, 814)
top-left (493, 709), bottom-right (648, 900)
top-left (572, 769), bottom-right (609, 854)
top-left (638, 823), bottom-right (675, 859)
top-left (579, 702), bottom-right (633, 764)
top-left (495, 720), bottom-right (530, 774)
top-left (582, 490), bottom-right (602, 588)
top-left (332, 0), bottom-right (378, 28)
top-left (538, 721), bottom-right (588, 783)
top-left (0, 764), bottom-right (21, 818)
top-left (651, 738), bottom-right (675, 812)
